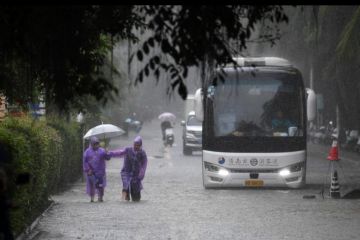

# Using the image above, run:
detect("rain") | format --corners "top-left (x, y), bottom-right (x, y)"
top-left (1, 5), bottom-right (360, 240)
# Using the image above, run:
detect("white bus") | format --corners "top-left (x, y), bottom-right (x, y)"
top-left (194, 57), bottom-right (316, 188)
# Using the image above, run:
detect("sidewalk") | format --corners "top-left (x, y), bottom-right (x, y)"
top-left (307, 141), bottom-right (360, 166)
top-left (307, 141), bottom-right (360, 195)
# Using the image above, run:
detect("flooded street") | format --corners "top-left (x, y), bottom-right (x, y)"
top-left (24, 120), bottom-right (360, 240)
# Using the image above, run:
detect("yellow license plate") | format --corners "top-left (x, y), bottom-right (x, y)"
top-left (245, 180), bottom-right (264, 187)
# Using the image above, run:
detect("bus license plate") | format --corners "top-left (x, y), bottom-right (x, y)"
top-left (245, 180), bottom-right (264, 187)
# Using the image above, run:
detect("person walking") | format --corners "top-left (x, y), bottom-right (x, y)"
top-left (83, 136), bottom-right (111, 202)
top-left (109, 136), bottom-right (148, 202)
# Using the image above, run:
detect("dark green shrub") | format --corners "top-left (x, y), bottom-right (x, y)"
top-left (0, 115), bottom-right (82, 236)
top-left (46, 117), bottom-right (83, 189)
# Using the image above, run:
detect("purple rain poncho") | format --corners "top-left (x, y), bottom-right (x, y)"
top-left (109, 136), bottom-right (148, 193)
top-left (83, 137), bottom-right (111, 196)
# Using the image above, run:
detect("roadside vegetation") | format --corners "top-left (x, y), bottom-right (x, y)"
top-left (0, 115), bottom-right (82, 235)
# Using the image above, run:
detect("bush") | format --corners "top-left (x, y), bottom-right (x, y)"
top-left (47, 116), bottom-right (83, 189)
top-left (0, 115), bottom-right (82, 236)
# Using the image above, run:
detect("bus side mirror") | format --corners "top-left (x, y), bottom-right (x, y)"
top-left (306, 88), bottom-right (316, 121)
top-left (194, 88), bottom-right (203, 121)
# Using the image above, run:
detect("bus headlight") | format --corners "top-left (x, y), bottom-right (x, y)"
top-left (279, 169), bottom-right (291, 177)
top-left (204, 162), bottom-right (229, 176)
top-left (219, 169), bottom-right (229, 176)
top-left (279, 162), bottom-right (304, 177)
top-left (204, 162), bottom-right (219, 172)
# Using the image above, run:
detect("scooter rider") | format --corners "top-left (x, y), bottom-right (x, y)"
top-left (161, 120), bottom-right (173, 141)
top-left (158, 112), bottom-right (176, 141)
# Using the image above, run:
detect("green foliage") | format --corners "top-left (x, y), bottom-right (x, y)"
top-left (319, 5), bottom-right (329, 19)
top-left (46, 116), bottom-right (83, 187)
top-left (0, 5), bottom-right (289, 110)
top-left (271, 6), bottom-right (360, 129)
top-left (0, 116), bottom-right (82, 236)
top-left (0, 6), bottom-right (140, 112)
top-left (336, 7), bottom-right (360, 60)
top-left (133, 5), bottom-right (289, 99)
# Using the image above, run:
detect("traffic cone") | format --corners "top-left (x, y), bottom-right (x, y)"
top-left (330, 170), bottom-right (341, 199)
top-left (327, 139), bottom-right (339, 161)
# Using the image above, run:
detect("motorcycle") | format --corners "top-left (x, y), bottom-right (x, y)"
top-left (123, 117), bottom-right (142, 136)
top-left (164, 127), bottom-right (174, 147)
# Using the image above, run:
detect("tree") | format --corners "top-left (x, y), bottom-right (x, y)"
top-left (0, 6), bottom-right (142, 114)
top-left (133, 5), bottom-right (289, 99)
top-left (0, 5), bottom-right (290, 113)
top-left (258, 6), bottom-right (360, 133)
top-left (335, 6), bottom-right (360, 130)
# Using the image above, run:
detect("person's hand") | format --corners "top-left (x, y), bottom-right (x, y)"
top-left (87, 169), bottom-right (93, 176)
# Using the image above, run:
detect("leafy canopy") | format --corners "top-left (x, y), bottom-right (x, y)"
top-left (0, 5), bottom-right (289, 111)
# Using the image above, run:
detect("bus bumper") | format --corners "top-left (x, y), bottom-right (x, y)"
top-left (202, 150), bottom-right (306, 189)
top-left (203, 167), bottom-right (305, 189)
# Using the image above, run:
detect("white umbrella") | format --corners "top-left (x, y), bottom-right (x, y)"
top-left (83, 124), bottom-right (125, 140)
top-left (158, 112), bottom-right (176, 123)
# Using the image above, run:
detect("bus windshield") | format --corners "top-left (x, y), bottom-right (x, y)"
top-left (212, 69), bottom-right (304, 138)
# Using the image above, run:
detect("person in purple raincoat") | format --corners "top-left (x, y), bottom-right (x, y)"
top-left (109, 136), bottom-right (148, 202)
top-left (83, 136), bottom-right (111, 202)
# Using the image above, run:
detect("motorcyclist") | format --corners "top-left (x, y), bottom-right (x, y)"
top-left (161, 120), bottom-right (173, 141)
top-left (123, 112), bottom-right (142, 136)
top-left (158, 112), bottom-right (176, 141)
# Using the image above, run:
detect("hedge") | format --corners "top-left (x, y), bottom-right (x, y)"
top-left (0, 115), bottom-right (83, 236)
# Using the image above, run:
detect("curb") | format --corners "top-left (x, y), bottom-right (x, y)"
top-left (15, 201), bottom-right (55, 240)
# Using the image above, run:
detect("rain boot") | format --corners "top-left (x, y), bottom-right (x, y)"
top-left (98, 188), bottom-right (104, 202)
